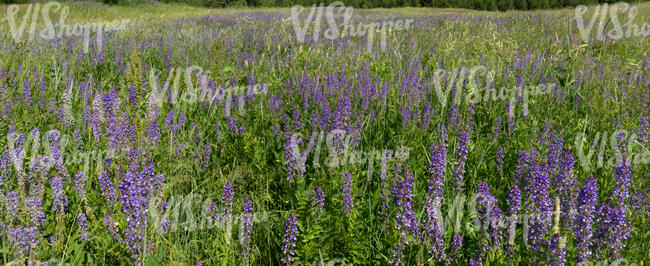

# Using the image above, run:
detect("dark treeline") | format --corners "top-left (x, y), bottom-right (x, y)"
top-left (2, 0), bottom-right (648, 11)
top-left (233, 0), bottom-right (647, 10)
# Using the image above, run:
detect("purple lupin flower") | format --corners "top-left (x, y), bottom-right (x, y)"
top-left (77, 212), bottom-right (89, 241)
top-left (453, 131), bottom-right (470, 192)
top-left (99, 171), bottom-right (117, 206)
top-left (574, 176), bottom-right (597, 263)
top-left (342, 172), bottom-right (354, 216)
top-left (145, 110), bottom-right (161, 147)
top-left (547, 234), bottom-right (566, 265)
top-left (506, 185), bottom-right (521, 252)
top-left (221, 182), bottom-right (234, 230)
top-left (225, 115), bottom-right (244, 134)
top-left (448, 105), bottom-right (460, 130)
top-left (23, 78), bottom-right (32, 107)
top-left (73, 129), bottom-right (83, 148)
top-left (428, 125), bottom-right (447, 198)
top-left (311, 187), bottom-right (325, 218)
top-left (103, 213), bottom-right (121, 241)
top-left (421, 101), bottom-right (434, 131)
top-left (392, 235), bottom-right (406, 265)
top-left (0, 150), bottom-right (11, 184)
top-left (594, 155), bottom-right (632, 259)
top-left (25, 197), bottom-right (46, 227)
top-left (6, 191), bottom-right (19, 222)
top-left (74, 171), bottom-right (86, 198)
top-left (537, 124), bottom-right (562, 171)
top-left (613, 157), bottom-right (632, 209)
top-left (91, 92), bottom-right (103, 142)
top-left (112, 152), bottom-right (163, 261)
top-left (8, 226), bottom-right (39, 258)
top-left (392, 170), bottom-right (419, 240)
top-left (595, 202), bottom-right (631, 259)
top-left (514, 148), bottom-right (537, 185)
top-left (129, 84), bottom-right (137, 109)
top-left (283, 131), bottom-right (306, 184)
top-left (636, 114), bottom-right (649, 146)
top-left (281, 213), bottom-right (298, 265)
top-left (164, 110), bottom-right (175, 131)
top-left (51, 176), bottom-right (68, 215)
top-left (496, 146), bottom-right (504, 177)
top-left (399, 105), bottom-right (412, 128)
top-left (469, 258), bottom-right (482, 266)
top-left (450, 233), bottom-right (463, 259)
top-left (424, 195), bottom-right (445, 262)
top-left (555, 151), bottom-right (577, 229)
top-left (422, 129), bottom-right (447, 262)
top-left (475, 182), bottom-right (503, 260)
top-left (240, 197), bottom-right (253, 266)
top-left (202, 143), bottom-right (211, 170)
top-left (492, 117), bottom-right (502, 142)
top-left (9, 132), bottom-right (25, 173)
top-left (526, 164), bottom-right (553, 252)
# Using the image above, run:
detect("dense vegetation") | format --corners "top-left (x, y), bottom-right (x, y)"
top-left (3, 0), bottom-right (650, 10)
top-left (0, 1), bottom-right (648, 265)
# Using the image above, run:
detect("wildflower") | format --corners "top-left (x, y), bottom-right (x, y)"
top-left (423, 195), bottom-right (445, 262)
top-left (6, 191), bottom-right (19, 222)
top-left (221, 183), bottom-right (234, 229)
top-left (555, 151), bottom-right (577, 229)
top-left (283, 131), bottom-right (306, 184)
top-left (342, 172), bottom-right (354, 216)
top-left (450, 234), bottom-right (463, 259)
top-left (8, 226), bottom-right (39, 258)
top-left (74, 171), bottom-right (86, 198)
top-left (574, 176), bottom-right (597, 263)
top-left (281, 213), bottom-right (298, 265)
top-left (547, 235), bottom-right (566, 265)
top-left (240, 197), bottom-right (253, 265)
top-left (613, 157), bottom-right (632, 209)
top-left (475, 182), bottom-right (503, 259)
top-left (309, 187), bottom-right (326, 218)
top-left (526, 164), bottom-right (553, 251)
top-left (392, 170), bottom-right (419, 237)
top-left (453, 131), bottom-right (469, 192)
top-left (78, 212), bottom-right (89, 241)
top-left (496, 146), bottom-right (504, 176)
top-left (51, 176), bottom-right (68, 215)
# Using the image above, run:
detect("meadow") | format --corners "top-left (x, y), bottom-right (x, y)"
top-left (0, 1), bottom-right (648, 265)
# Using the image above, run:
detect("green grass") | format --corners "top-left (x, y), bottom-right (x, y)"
top-left (0, 1), bottom-right (648, 265)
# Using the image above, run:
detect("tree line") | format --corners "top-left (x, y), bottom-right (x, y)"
top-left (1, 0), bottom-right (648, 11)
top-left (163, 0), bottom-right (646, 10)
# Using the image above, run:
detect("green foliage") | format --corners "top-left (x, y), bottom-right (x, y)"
top-left (0, 1), bottom-right (648, 265)
top-left (63, 0), bottom-right (650, 10)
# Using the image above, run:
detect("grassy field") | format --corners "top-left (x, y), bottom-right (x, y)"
top-left (0, 1), bottom-right (649, 265)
